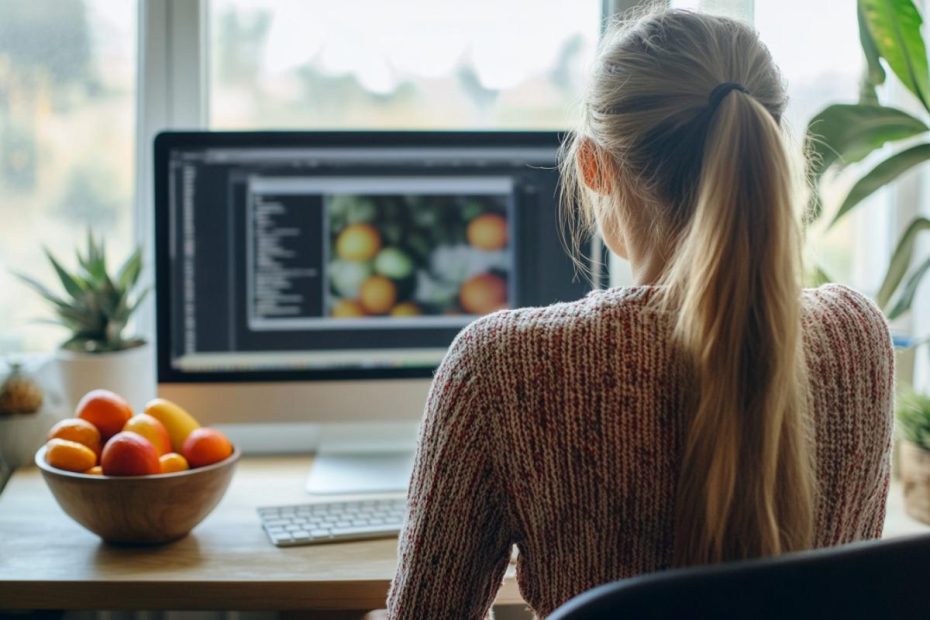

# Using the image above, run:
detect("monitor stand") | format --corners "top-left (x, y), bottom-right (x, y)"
top-left (305, 422), bottom-right (417, 495)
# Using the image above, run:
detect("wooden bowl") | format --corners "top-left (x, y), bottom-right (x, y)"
top-left (35, 444), bottom-right (240, 544)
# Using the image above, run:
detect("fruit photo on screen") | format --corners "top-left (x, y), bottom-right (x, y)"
top-left (325, 194), bottom-right (512, 319)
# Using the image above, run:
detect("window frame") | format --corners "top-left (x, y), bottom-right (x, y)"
top-left (136, 0), bottom-right (208, 339)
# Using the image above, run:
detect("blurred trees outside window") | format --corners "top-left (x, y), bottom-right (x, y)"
top-left (0, 0), bottom-right (137, 353)
top-left (208, 0), bottom-right (602, 129)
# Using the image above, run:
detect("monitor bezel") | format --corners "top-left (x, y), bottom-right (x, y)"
top-left (154, 130), bottom-right (584, 384)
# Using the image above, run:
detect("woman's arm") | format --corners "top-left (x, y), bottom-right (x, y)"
top-left (387, 324), bottom-right (513, 619)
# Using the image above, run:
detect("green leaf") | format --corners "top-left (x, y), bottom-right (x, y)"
top-left (888, 255), bottom-right (930, 318)
top-left (859, 2), bottom-right (888, 90)
top-left (877, 216), bottom-right (930, 306)
top-left (830, 142), bottom-right (930, 227)
top-left (805, 104), bottom-right (927, 180)
top-left (44, 248), bottom-right (86, 301)
top-left (126, 287), bottom-right (151, 317)
top-left (14, 273), bottom-right (69, 309)
top-left (859, 0), bottom-right (930, 111)
top-left (79, 230), bottom-right (106, 282)
top-left (116, 248), bottom-right (143, 291)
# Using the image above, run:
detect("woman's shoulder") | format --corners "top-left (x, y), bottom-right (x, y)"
top-left (444, 286), bottom-right (663, 374)
top-left (801, 284), bottom-right (889, 334)
top-left (462, 285), bottom-right (661, 338)
top-left (801, 283), bottom-right (894, 371)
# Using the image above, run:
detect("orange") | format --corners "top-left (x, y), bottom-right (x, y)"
top-left (390, 302), bottom-right (420, 317)
top-left (159, 452), bottom-right (190, 474)
top-left (336, 223), bottom-right (381, 261)
top-left (123, 414), bottom-right (172, 455)
top-left (182, 427), bottom-right (233, 468)
top-left (84, 465), bottom-right (103, 476)
top-left (47, 418), bottom-right (101, 458)
top-left (359, 276), bottom-right (397, 315)
top-left (331, 299), bottom-right (366, 318)
top-left (45, 438), bottom-right (97, 473)
top-left (460, 273), bottom-right (508, 314)
top-left (100, 431), bottom-right (161, 476)
top-left (76, 389), bottom-right (133, 441)
top-left (467, 214), bottom-right (508, 251)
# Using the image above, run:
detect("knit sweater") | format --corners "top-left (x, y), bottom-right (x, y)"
top-left (387, 284), bottom-right (894, 619)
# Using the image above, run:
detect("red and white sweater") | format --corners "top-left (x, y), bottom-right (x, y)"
top-left (387, 284), bottom-right (894, 619)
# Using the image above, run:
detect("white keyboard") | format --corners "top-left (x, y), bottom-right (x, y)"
top-left (258, 497), bottom-right (407, 547)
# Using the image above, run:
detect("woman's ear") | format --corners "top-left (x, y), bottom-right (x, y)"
top-left (578, 138), bottom-right (613, 195)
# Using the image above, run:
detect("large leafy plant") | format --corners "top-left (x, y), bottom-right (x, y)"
top-left (806, 0), bottom-right (930, 319)
top-left (17, 232), bottom-right (148, 353)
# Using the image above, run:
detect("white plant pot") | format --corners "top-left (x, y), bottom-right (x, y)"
top-left (55, 343), bottom-right (156, 414)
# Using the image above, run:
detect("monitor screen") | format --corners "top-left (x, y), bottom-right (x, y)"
top-left (155, 132), bottom-right (602, 383)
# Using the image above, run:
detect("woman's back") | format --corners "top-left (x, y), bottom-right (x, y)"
top-left (387, 283), bottom-right (893, 617)
top-left (385, 9), bottom-right (896, 619)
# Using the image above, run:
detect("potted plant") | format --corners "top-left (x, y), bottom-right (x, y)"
top-left (804, 0), bottom-right (930, 387)
top-left (18, 232), bottom-right (154, 412)
top-left (896, 389), bottom-right (930, 524)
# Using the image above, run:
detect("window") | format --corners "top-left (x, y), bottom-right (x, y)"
top-left (208, 0), bottom-right (603, 129)
top-left (3, 1), bottom-right (895, 354)
top-left (0, 0), bottom-right (138, 353)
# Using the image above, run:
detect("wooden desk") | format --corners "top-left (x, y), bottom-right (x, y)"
top-left (0, 455), bottom-right (522, 612)
top-left (1, 455), bottom-right (927, 613)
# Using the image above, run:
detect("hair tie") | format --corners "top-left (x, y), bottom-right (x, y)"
top-left (708, 82), bottom-right (748, 111)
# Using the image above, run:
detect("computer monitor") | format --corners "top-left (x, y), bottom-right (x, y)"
top-left (153, 131), bottom-right (603, 490)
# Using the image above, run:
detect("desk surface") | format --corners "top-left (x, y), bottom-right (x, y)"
top-left (0, 455), bottom-right (521, 611)
top-left (1, 455), bottom-right (928, 612)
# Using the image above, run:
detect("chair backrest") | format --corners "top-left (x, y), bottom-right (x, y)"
top-left (548, 534), bottom-right (930, 620)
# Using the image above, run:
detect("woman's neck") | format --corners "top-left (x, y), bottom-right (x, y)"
top-left (630, 247), bottom-right (667, 286)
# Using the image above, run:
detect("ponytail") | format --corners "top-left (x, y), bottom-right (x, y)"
top-left (663, 91), bottom-right (815, 566)
top-left (562, 9), bottom-right (817, 566)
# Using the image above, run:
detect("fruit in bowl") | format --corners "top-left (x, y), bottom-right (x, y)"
top-left (36, 390), bottom-right (239, 544)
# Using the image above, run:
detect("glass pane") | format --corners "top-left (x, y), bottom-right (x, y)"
top-left (0, 0), bottom-right (138, 353)
top-left (209, 0), bottom-right (601, 129)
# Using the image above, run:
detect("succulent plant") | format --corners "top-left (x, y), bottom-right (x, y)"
top-left (17, 231), bottom-right (149, 353)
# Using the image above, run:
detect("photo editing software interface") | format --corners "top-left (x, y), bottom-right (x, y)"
top-left (162, 138), bottom-right (591, 375)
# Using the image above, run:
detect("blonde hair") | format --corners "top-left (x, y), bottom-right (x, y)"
top-left (561, 10), bottom-right (816, 566)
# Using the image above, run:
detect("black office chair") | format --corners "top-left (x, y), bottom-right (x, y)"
top-left (548, 534), bottom-right (930, 619)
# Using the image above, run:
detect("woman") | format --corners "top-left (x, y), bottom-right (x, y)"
top-left (383, 9), bottom-right (894, 619)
